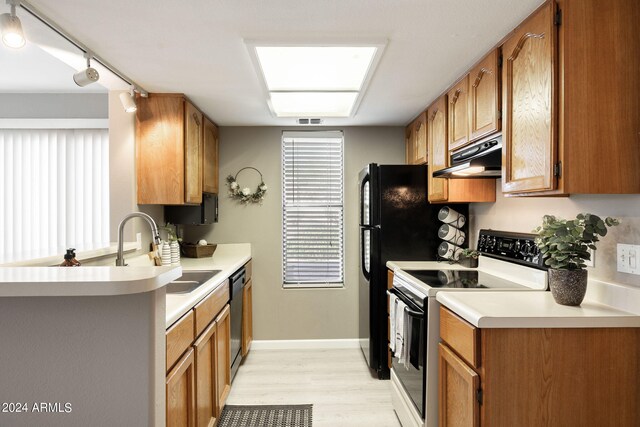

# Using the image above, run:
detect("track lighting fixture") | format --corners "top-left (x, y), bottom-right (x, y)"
top-left (73, 52), bottom-right (100, 86)
top-left (119, 86), bottom-right (137, 113)
top-left (1, 0), bottom-right (25, 49)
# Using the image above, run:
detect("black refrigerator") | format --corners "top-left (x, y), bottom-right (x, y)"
top-left (358, 164), bottom-right (467, 379)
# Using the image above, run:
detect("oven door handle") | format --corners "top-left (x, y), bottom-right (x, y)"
top-left (405, 308), bottom-right (423, 319)
top-left (388, 288), bottom-right (424, 316)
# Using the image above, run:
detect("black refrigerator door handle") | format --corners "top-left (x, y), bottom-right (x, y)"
top-left (361, 228), bottom-right (370, 281)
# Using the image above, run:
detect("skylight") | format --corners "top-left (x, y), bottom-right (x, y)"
top-left (248, 43), bottom-right (384, 118)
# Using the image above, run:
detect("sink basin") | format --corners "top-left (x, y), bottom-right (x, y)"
top-left (166, 281), bottom-right (202, 294)
top-left (166, 270), bottom-right (222, 294)
top-left (175, 270), bottom-right (221, 284)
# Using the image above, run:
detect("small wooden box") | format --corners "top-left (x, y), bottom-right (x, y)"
top-left (181, 243), bottom-right (217, 258)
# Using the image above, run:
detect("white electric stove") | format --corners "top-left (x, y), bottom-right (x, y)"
top-left (388, 229), bottom-right (548, 427)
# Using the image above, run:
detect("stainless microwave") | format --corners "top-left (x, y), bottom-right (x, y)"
top-left (164, 193), bottom-right (218, 225)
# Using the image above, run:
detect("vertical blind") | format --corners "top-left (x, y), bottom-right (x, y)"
top-left (0, 129), bottom-right (109, 263)
top-left (282, 132), bottom-right (344, 287)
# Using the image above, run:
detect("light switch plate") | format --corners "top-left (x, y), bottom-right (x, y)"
top-left (617, 244), bottom-right (640, 275)
top-left (584, 248), bottom-right (595, 267)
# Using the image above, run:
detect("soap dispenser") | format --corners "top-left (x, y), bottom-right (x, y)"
top-left (59, 249), bottom-right (74, 267)
top-left (59, 248), bottom-right (81, 267)
top-left (69, 248), bottom-right (81, 266)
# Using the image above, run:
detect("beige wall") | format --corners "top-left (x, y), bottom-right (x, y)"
top-left (470, 181), bottom-right (640, 287)
top-left (183, 126), bottom-right (405, 340)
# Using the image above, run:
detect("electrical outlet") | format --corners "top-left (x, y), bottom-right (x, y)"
top-left (617, 244), bottom-right (640, 275)
top-left (584, 248), bottom-right (595, 267)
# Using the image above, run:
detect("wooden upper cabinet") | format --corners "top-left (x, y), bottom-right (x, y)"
top-left (427, 96), bottom-right (448, 202)
top-left (447, 75), bottom-right (471, 151)
top-left (185, 102), bottom-right (203, 204)
top-left (427, 96), bottom-right (496, 204)
top-left (554, 0), bottom-right (640, 194)
top-left (405, 113), bottom-right (427, 165)
top-left (202, 118), bottom-right (219, 195)
top-left (502, 2), bottom-right (557, 194)
top-left (136, 94), bottom-right (211, 205)
top-left (469, 49), bottom-right (501, 142)
top-left (405, 122), bottom-right (415, 164)
top-left (413, 112), bottom-right (428, 164)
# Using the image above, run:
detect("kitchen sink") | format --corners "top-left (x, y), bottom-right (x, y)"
top-left (166, 270), bottom-right (222, 294)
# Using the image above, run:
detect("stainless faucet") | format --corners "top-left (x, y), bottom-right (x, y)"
top-left (115, 212), bottom-right (162, 266)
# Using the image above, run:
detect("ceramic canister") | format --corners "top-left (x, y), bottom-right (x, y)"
top-left (438, 223), bottom-right (466, 245)
top-left (170, 241), bottom-right (180, 265)
top-left (437, 206), bottom-right (466, 228)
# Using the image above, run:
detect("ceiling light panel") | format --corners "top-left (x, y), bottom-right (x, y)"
top-left (270, 92), bottom-right (358, 117)
top-left (256, 46), bottom-right (376, 91)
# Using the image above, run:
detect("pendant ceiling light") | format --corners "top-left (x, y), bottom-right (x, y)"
top-left (0, 0), bottom-right (26, 49)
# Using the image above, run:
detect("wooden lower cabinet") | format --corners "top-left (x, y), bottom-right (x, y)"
top-left (215, 305), bottom-right (232, 410)
top-left (439, 344), bottom-right (479, 427)
top-left (167, 291), bottom-right (233, 426)
top-left (194, 320), bottom-right (219, 427)
top-left (439, 307), bottom-right (640, 427)
top-left (166, 348), bottom-right (196, 427)
top-left (242, 279), bottom-right (253, 357)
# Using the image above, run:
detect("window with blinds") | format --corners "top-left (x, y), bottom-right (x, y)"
top-left (0, 128), bottom-right (109, 263)
top-left (282, 131), bottom-right (344, 287)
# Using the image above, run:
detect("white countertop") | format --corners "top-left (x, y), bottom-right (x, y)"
top-left (0, 265), bottom-right (181, 297)
top-left (389, 258), bottom-right (640, 329)
top-left (164, 243), bottom-right (251, 327)
top-left (436, 291), bottom-right (640, 328)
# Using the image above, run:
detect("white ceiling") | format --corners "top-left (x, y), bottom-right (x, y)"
top-left (20, 0), bottom-right (543, 126)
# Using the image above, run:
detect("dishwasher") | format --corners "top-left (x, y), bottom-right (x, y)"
top-left (229, 266), bottom-right (246, 381)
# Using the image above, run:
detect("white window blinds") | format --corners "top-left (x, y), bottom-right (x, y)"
top-left (0, 129), bottom-right (109, 263)
top-left (282, 131), bottom-right (344, 287)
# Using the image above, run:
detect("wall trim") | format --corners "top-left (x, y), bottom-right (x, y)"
top-left (251, 339), bottom-right (360, 350)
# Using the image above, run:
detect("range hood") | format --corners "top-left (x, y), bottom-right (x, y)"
top-left (433, 136), bottom-right (502, 179)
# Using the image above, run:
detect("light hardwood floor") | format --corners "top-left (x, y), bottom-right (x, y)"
top-left (228, 348), bottom-right (401, 427)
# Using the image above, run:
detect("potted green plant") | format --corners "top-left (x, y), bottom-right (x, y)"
top-left (459, 248), bottom-right (480, 268)
top-left (534, 213), bottom-right (619, 306)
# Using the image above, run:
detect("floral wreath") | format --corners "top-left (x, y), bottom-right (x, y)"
top-left (226, 167), bottom-right (267, 204)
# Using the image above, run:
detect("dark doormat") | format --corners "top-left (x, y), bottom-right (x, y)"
top-left (218, 404), bottom-right (313, 427)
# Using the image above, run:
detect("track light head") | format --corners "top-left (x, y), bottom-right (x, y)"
top-left (73, 52), bottom-right (100, 87)
top-left (119, 86), bottom-right (137, 113)
top-left (1, 2), bottom-right (25, 49)
top-left (73, 67), bottom-right (99, 86)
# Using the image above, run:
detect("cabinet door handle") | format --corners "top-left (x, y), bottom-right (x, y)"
top-left (192, 113), bottom-right (201, 127)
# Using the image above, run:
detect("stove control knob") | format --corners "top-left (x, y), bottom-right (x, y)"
top-left (488, 237), bottom-right (496, 250)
